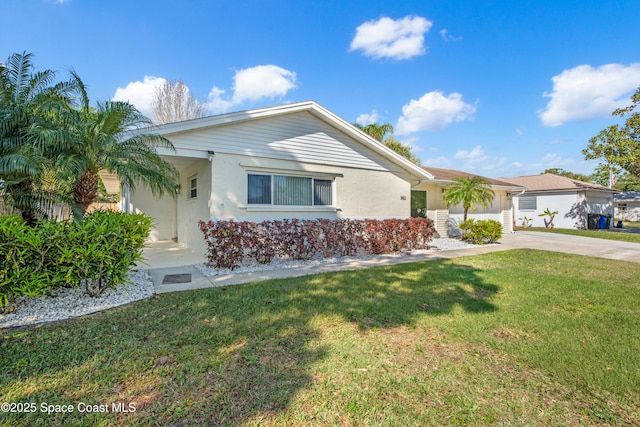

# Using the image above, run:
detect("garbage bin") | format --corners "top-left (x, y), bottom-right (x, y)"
top-left (587, 214), bottom-right (599, 230)
top-left (598, 215), bottom-right (607, 229)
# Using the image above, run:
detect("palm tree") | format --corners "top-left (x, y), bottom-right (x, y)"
top-left (442, 176), bottom-right (495, 221)
top-left (354, 122), bottom-right (420, 164)
top-left (353, 122), bottom-right (393, 142)
top-left (0, 51), bottom-right (74, 224)
top-left (47, 72), bottom-right (180, 218)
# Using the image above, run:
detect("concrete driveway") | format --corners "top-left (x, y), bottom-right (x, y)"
top-left (141, 231), bottom-right (640, 293)
top-left (494, 231), bottom-right (640, 264)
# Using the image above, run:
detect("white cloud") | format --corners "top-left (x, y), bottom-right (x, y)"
top-left (538, 63), bottom-right (640, 126)
top-left (356, 110), bottom-right (380, 125)
top-left (396, 91), bottom-right (476, 134)
top-left (112, 76), bottom-right (167, 118)
top-left (207, 65), bottom-right (297, 113)
top-left (454, 145), bottom-right (487, 162)
top-left (349, 16), bottom-right (433, 60)
top-left (439, 29), bottom-right (461, 42)
top-left (423, 156), bottom-right (452, 168)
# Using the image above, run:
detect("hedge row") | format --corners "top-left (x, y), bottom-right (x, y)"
top-left (0, 211), bottom-right (152, 310)
top-left (198, 217), bottom-right (435, 270)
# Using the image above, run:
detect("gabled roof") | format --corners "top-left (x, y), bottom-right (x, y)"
top-left (422, 166), bottom-right (525, 189)
top-left (502, 173), bottom-right (619, 193)
top-left (149, 101), bottom-right (433, 180)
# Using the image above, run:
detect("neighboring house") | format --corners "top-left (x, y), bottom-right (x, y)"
top-left (123, 101), bottom-right (437, 255)
top-left (505, 173), bottom-right (618, 229)
top-left (615, 191), bottom-right (640, 222)
top-left (417, 167), bottom-right (524, 237)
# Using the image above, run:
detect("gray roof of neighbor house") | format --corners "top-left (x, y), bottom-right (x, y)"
top-left (422, 166), bottom-right (525, 189)
top-left (615, 191), bottom-right (640, 201)
top-left (502, 173), bottom-right (619, 193)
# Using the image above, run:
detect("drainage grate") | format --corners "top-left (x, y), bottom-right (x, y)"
top-left (162, 273), bottom-right (192, 284)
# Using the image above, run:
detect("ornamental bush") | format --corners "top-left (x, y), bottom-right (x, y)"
top-left (459, 219), bottom-right (503, 245)
top-left (198, 217), bottom-right (435, 270)
top-left (0, 211), bottom-right (152, 310)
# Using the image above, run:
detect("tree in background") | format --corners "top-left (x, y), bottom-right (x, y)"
top-left (591, 163), bottom-right (640, 191)
top-left (583, 86), bottom-right (640, 178)
top-left (354, 122), bottom-right (420, 164)
top-left (442, 176), bottom-right (495, 221)
top-left (354, 122), bottom-right (393, 142)
top-left (542, 168), bottom-right (592, 182)
top-left (151, 79), bottom-right (207, 124)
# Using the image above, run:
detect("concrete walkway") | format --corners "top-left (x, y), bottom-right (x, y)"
top-left (142, 232), bottom-right (640, 294)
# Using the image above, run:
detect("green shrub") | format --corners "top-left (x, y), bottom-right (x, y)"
top-left (459, 219), bottom-right (503, 245)
top-left (0, 211), bottom-right (152, 310)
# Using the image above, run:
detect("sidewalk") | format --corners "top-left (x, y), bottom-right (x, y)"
top-left (145, 239), bottom-right (514, 294)
top-left (144, 232), bottom-right (640, 294)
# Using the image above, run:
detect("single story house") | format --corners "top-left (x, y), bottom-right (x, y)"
top-left (505, 173), bottom-right (619, 229)
top-left (614, 191), bottom-right (640, 222)
top-left (122, 101), bottom-right (521, 255)
top-left (416, 167), bottom-right (524, 237)
top-left (122, 101), bottom-right (438, 255)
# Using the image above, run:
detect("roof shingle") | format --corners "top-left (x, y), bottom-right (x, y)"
top-left (501, 173), bottom-right (618, 192)
top-left (421, 166), bottom-right (523, 187)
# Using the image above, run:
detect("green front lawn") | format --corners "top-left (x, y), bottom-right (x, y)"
top-left (1, 249), bottom-right (639, 426)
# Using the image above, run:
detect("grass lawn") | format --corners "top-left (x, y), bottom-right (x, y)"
top-left (1, 249), bottom-right (639, 426)
top-left (515, 222), bottom-right (640, 244)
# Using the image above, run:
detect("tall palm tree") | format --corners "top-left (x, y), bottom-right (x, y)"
top-left (442, 176), bottom-right (495, 221)
top-left (49, 72), bottom-right (179, 218)
top-left (0, 51), bottom-right (74, 224)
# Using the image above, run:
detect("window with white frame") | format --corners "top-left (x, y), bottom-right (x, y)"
top-left (188, 176), bottom-right (197, 199)
top-left (519, 195), bottom-right (536, 210)
top-left (247, 174), bottom-right (333, 206)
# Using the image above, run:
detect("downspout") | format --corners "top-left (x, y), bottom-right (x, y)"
top-left (510, 188), bottom-right (525, 232)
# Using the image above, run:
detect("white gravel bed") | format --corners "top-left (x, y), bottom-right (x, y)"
top-left (0, 269), bottom-right (154, 329)
top-left (0, 238), bottom-right (485, 329)
top-left (196, 237), bottom-right (482, 277)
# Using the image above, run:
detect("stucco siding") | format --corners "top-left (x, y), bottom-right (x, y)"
top-left (129, 184), bottom-right (175, 242)
top-left (175, 159), bottom-right (211, 256)
top-left (208, 153), bottom-right (411, 221)
top-left (514, 192), bottom-right (581, 229)
top-left (616, 202), bottom-right (640, 221)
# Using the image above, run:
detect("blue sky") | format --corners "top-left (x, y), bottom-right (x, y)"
top-left (2, 0), bottom-right (639, 178)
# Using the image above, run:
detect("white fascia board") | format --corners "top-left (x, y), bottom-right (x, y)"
top-left (305, 103), bottom-right (433, 180)
top-left (148, 100), bottom-right (434, 180)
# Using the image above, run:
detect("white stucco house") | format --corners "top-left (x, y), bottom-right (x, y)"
top-left (122, 101), bottom-right (521, 255)
top-left (419, 167), bottom-right (523, 237)
top-left (122, 101), bottom-right (439, 255)
top-left (506, 173), bottom-right (619, 229)
top-left (615, 191), bottom-right (640, 222)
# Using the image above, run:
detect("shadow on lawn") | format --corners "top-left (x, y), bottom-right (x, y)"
top-left (0, 259), bottom-right (498, 426)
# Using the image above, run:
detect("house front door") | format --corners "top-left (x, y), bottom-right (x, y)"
top-left (411, 190), bottom-right (427, 218)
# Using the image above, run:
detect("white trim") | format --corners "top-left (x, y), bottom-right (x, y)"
top-left (240, 205), bottom-right (340, 213)
top-left (188, 174), bottom-right (198, 200)
top-left (145, 101), bottom-right (432, 181)
top-left (240, 163), bottom-right (344, 178)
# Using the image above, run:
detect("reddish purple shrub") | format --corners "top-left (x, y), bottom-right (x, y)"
top-left (198, 217), bottom-right (435, 269)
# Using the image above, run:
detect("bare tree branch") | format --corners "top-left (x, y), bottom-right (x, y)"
top-left (151, 79), bottom-right (207, 124)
